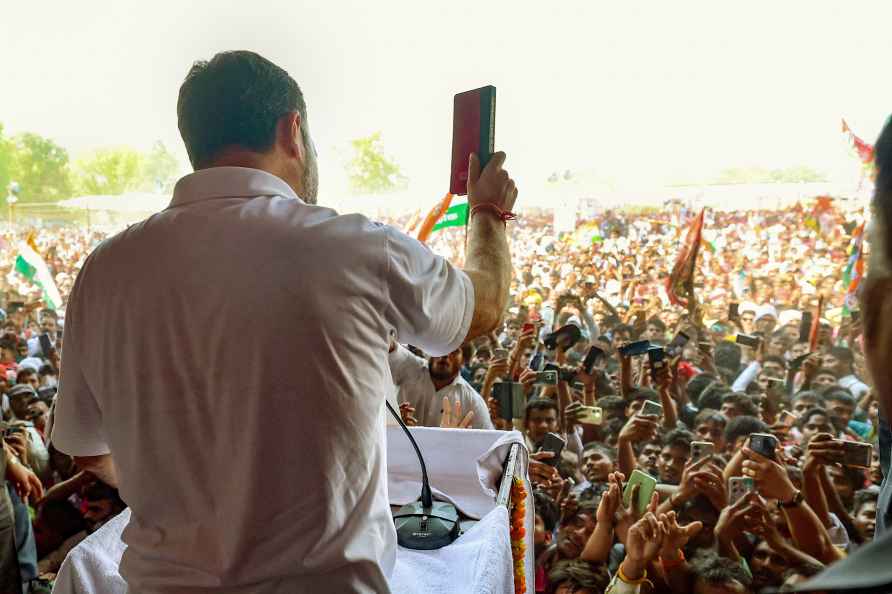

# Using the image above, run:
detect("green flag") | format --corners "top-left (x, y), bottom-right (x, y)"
top-left (431, 198), bottom-right (469, 232)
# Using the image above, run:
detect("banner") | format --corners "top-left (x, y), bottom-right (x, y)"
top-left (666, 208), bottom-right (705, 309)
top-left (842, 222), bottom-right (866, 315)
top-left (15, 240), bottom-right (63, 310)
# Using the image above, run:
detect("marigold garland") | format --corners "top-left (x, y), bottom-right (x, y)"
top-left (509, 477), bottom-right (527, 594)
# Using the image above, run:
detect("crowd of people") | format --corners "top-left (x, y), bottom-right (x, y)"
top-left (0, 194), bottom-right (876, 593)
top-left (385, 199), bottom-right (879, 593)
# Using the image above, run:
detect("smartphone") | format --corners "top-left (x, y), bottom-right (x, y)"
top-left (534, 370), bottom-right (558, 386)
top-left (577, 406), bottom-right (603, 425)
top-left (623, 469), bottom-right (658, 515)
top-left (799, 311), bottom-right (814, 344)
top-left (39, 333), bottom-right (54, 357)
top-left (582, 345), bottom-right (605, 374)
top-left (647, 346), bottom-right (666, 365)
top-left (735, 334), bottom-right (761, 349)
top-left (492, 348), bottom-right (510, 360)
top-left (449, 85), bottom-right (496, 196)
top-left (492, 382), bottom-right (525, 421)
top-left (749, 433), bottom-right (779, 461)
top-left (666, 331), bottom-right (690, 357)
top-left (838, 440), bottom-right (872, 468)
top-left (780, 410), bottom-right (798, 428)
top-left (540, 432), bottom-right (566, 468)
top-left (691, 441), bottom-right (715, 464)
top-left (728, 302), bottom-right (740, 321)
top-left (618, 340), bottom-right (651, 357)
top-left (640, 400), bottom-right (663, 418)
top-left (728, 476), bottom-right (755, 504)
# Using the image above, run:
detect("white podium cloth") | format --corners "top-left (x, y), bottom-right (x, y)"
top-left (52, 428), bottom-right (533, 594)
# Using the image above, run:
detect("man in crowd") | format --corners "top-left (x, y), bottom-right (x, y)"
top-left (389, 343), bottom-right (493, 429)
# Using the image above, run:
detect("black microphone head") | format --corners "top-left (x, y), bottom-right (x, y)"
top-left (393, 501), bottom-right (460, 550)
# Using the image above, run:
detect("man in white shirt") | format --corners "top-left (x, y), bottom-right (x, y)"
top-left (389, 344), bottom-right (493, 430)
top-left (51, 50), bottom-right (518, 594)
top-left (824, 346), bottom-right (870, 399)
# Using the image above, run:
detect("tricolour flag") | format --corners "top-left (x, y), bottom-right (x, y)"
top-left (431, 196), bottom-right (469, 233)
top-left (15, 241), bottom-right (63, 310)
top-left (842, 222), bottom-right (866, 315)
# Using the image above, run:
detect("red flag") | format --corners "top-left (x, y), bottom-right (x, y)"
top-left (666, 209), bottom-right (705, 308)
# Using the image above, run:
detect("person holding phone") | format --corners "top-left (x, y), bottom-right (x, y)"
top-left (50, 51), bottom-right (517, 594)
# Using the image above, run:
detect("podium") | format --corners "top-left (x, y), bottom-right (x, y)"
top-left (51, 428), bottom-right (533, 594)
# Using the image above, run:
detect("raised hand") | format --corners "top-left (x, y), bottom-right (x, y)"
top-left (659, 511), bottom-right (703, 560)
top-left (439, 396), bottom-right (474, 428)
top-left (399, 402), bottom-right (418, 427)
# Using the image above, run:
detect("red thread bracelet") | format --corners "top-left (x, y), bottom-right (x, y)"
top-left (469, 203), bottom-right (517, 223)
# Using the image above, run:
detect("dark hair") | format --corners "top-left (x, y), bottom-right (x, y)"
top-left (854, 488), bottom-right (879, 514)
top-left (725, 415), bottom-right (768, 445)
top-left (687, 373), bottom-right (718, 407)
top-left (821, 386), bottom-right (856, 407)
top-left (689, 551), bottom-right (753, 589)
top-left (525, 398), bottom-right (559, 425)
top-left (799, 407), bottom-right (831, 428)
top-left (721, 392), bottom-right (760, 417)
top-left (533, 491), bottom-right (560, 533)
top-left (829, 346), bottom-right (855, 369)
top-left (582, 442), bottom-right (616, 462)
top-left (713, 343), bottom-right (742, 375)
top-left (629, 388), bottom-right (660, 403)
top-left (792, 390), bottom-right (822, 406)
top-left (38, 364), bottom-right (55, 377)
top-left (612, 324), bottom-right (634, 339)
top-left (547, 559), bottom-right (610, 593)
top-left (36, 500), bottom-right (85, 542)
top-left (694, 408), bottom-right (726, 428)
top-left (177, 51), bottom-right (307, 168)
top-left (663, 428), bottom-right (694, 452)
top-left (83, 480), bottom-right (124, 507)
top-left (460, 343), bottom-right (475, 364)
top-left (15, 368), bottom-right (35, 384)
top-left (647, 316), bottom-right (667, 333)
top-left (762, 354), bottom-right (787, 371)
top-left (597, 395), bottom-right (626, 417)
top-left (814, 367), bottom-right (840, 380)
top-left (699, 384), bottom-right (731, 412)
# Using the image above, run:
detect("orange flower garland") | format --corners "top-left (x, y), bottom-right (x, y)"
top-left (510, 477), bottom-right (527, 594)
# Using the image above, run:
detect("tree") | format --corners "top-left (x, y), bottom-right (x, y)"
top-left (346, 132), bottom-right (407, 195)
top-left (713, 165), bottom-right (827, 185)
top-left (8, 132), bottom-right (72, 202)
top-left (72, 147), bottom-right (144, 196)
top-left (141, 141), bottom-right (181, 193)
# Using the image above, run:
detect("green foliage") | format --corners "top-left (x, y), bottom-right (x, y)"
top-left (713, 165), bottom-right (828, 185)
top-left (72, 147), bottom-right (144, 196)
top-left (141, 141), bottom-right (180, 193)
top-left (8, 132), bottom-right (72, 202)
top-left (346, 132), bottom-right (407, 195)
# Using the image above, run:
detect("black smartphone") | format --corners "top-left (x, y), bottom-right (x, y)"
top-left (789, 351), bottom-right (814, 371)
top-left (38, 333), bottom-right (54, 357)
top-left (492, 382), bottom-right (525, 421)
top-left (728, 302), bottom-right (740, 321)
top-left (618, 340), bottom-right (651, 357)
top-left (666, 331), bottom-right (690, 357)
top-left (799, 312), bottom-right (813, 344)
top-left (749, 433), bottom-right (779, 461)
top-left (735, 334), bottom-right (761, 349)
top-left (647, 347), bottom-right (666, 381)
top-left (449, 86), bottom-right (496, 196)
top-left (582, 345), bottom-right (605, 374)
top-left (540, 432), bottom-right (566, 467)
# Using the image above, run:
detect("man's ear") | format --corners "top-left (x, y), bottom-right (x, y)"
top-left (277, 112), bottom-right (304, 161)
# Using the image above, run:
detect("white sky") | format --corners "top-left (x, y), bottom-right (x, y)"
top-left (2, 0), bottom-right (892, 202)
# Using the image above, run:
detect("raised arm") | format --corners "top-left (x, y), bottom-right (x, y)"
top-left (462, 153), bottom-right (518, 342)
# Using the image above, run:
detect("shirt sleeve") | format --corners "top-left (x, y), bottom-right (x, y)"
top-left (383, 226), bottom-right (474, 357)
top-left (731, 361), bottom-right (761, 392)
top-left (50, 272), bottom-right (110, 457)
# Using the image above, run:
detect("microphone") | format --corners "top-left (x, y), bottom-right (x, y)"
top-left (386, 400), bottom-right (459, 550)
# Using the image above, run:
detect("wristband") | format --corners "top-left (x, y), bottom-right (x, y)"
top-left (617, 562), bottom-right (648, 585)
top-left (469, 203), bottom-right (517, 224)
top-left (660, 550), bottom-right (685, 570)
top-left (778, 489), bottom-right (804, 509)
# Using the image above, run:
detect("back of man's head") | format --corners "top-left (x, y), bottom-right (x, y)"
top-left (177, 51), bottom-right (307, 169)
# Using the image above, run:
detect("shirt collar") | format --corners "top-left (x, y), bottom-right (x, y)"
top-left (169, 166), bottom-right (301, 207)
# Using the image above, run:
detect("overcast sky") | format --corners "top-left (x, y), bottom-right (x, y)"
top-left (2, 0), bottom-right (891, 201)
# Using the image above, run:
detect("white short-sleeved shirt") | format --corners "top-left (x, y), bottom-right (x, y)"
top-left (388, 346), bottom-right (494, 430)
top-left (51, 167), bottom-right (474, 594)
